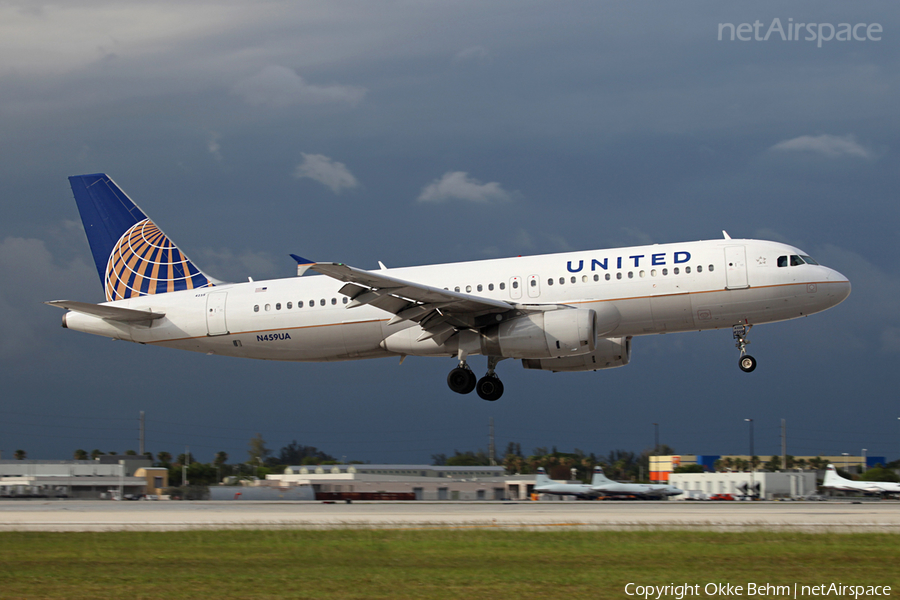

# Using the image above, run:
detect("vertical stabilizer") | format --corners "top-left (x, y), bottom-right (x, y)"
top-left (69, 174), bottom-right (215, 301)
top-left (535, 467), bottom-right (553, 487)
top-left (591, 466), bottom-right (611, 486)
top-left (823, 464), bottom-right (844, 487)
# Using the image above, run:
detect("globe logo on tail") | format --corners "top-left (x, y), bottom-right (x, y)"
top-left (104, 219), bottom-right (212, 301)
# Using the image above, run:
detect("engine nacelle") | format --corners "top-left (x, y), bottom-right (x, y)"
top-left (521, 336), bottom-right (631, 372)
top-left (481, 308), bottom-right (597, 359)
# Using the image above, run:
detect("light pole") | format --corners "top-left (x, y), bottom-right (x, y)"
top-left (862, 449), bottom-right (867, 473)
top-left (745, 419), bottom-right (754, 499)
top-left (841, 452), bottom-right (849, 475)
top-left (653, 423), bottom-right (659, 455)
top-left (745, 419), bottom-right (754, 465)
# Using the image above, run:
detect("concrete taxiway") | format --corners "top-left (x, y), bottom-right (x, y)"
top-left (1, 500), bottom-right (899, 532)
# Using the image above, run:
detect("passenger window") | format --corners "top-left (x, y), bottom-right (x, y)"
top-left (651, 269), bottom-right (657, 277)
top-left (605, 273), bottom-right (611, 281)
top-left (627, 272), bottom-right (633, 279)
top-left (530, 279), bottom-right (536, 287)
top-left (582, 275), bottom-right (588, 283)
top-left (276, 303), bottom-right (281, 310)
top-left (548, 278), bottom-right (554, 286)
top-left (310, 299), bottom-right (315, 307)
top-left (790, 255), bottom-right (804, 266)
top-left (265, 304), bottom-right (271, 311)
top-left (708, 264), bottom-right (714, 272)
top-left (662, 268), bottom-right (668, 276)
top-left (477, 284), bottom-right (483, 292)
top-left (616, 273), bottom-right (622, 280)
top-left (570, 276), bottom-right (576, 284)
top-left (287, 302), bottom-right (292, 309)
top-left (253, 305), bottom-right (259, 312)
top-left (500, 282), bottom-right (506, 290)
top-left (342, 297), bottom-right (348, 304)
top-left (454, 286), bottom-right (460, 292)
top-left (331, 298), bottom-right (337, 305)
top-left (685, 266), bottom-right (691, 274)
top-left (559, 277), bottom-right (565, 285)
top-left (639, 270), bottom-right (645, 278)
top-left (298, 301), bottom-right (304, 308)
top-left (697, 266), bottom-right (702, 273)
top-left (320, 299), bottom-right (326, 306)
top-left (777, 256), bottom-right (788, 267)
top-left (466, 285), bottom-right (472, 293)
top-left (593, 274), bottom-right (599, 282)
top-left (488, 283), bottom-right (494, 291)
top-left (674, 267), bottom-right (680, 275)
top-left (512, 281), bottom-right (519, 289)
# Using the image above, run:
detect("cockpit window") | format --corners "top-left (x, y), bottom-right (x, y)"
top-left (777, 256), bottom-right (788, 268)
top-left (800, 255), bottom-right (819, 265)
top-left (790, 255), bottom-right (804, 266)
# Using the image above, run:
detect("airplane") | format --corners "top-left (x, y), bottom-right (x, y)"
top-left (533, 467), bottom-right (604, 498)
top-left (47, 174), bottom-right (851, 401)
top-left (590, 465), bottom-right (683, 499)
top-left (821, 464), bottom-right (900, 496)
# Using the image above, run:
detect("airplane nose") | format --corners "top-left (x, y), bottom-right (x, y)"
top-left (829, 270), bottom-right (851, 306)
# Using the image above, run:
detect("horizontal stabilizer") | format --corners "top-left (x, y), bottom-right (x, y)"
top-left (45, 300), bottom-right (165, 322)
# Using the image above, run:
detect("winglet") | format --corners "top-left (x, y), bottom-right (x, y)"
top-left (290, 254), bottom-right (316, 276)
top-left (722, 230), bottom-right (732, 240)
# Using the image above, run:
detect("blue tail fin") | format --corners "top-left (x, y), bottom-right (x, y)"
top-left (69, 174), bottom-right (214, 301)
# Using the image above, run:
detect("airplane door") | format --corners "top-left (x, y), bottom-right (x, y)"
top-left (527, 275), bottom-right (541, 298)
top-left (509, 276), bottom-right (522, 300)
top-left (724, 246), bottom-right (749, 290)
top-left (206, 292), bottom-right (229, 336)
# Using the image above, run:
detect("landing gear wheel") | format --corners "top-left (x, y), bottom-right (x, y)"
top-left (448, 367), bottom-right (477, 394)
top-left (476, 376), bottom-right (504, 401)
top-left (738, 355), bottom-right (757, 373)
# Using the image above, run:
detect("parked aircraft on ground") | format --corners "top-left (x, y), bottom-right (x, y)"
top-left (49, 174), bottom-right (851, 400)
top-left (533, 467), bottom-right (604, 498)
top-left (821, 464), bottom-right (900, 495)
top-left (590, 465), bottom-right (683, 498)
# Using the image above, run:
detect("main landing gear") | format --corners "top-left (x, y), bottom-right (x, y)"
top-left (448, 355), bottom-right (505, 401)
top-left (733, 324), bottom-right (757, 373)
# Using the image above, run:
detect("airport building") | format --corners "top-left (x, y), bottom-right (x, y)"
top-left (0, 458), bottom-right (165, 499)
top-left (669, 471), bottom-right (817, 500)
top-left (269, 464), bottom-right (535, 500)
top-left (650, 455), bottom-right (883, 483)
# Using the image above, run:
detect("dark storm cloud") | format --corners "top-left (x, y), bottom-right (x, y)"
top-left (0, 0), bottom-right (898, 463)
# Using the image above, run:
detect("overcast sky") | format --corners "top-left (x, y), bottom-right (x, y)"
top-left (1, 1), bottom-right (898, 466)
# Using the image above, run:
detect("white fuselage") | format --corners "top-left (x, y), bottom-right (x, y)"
top-left (822, 466), bottom-right (900, 494)
top-left (63, 238), bottom-right (851, 362)
top-left (591, 481), bottom-right (683, 498)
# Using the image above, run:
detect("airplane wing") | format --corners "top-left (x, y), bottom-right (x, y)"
top-left (310, 262), bottom-right (515, 345)
top-left (45, 300), bottom-right (166, 322)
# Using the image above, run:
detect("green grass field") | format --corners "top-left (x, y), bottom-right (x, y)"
top-left (0, 530), bottom-right (897, 599)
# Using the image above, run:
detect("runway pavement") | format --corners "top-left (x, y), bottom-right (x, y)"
top-left (1, 499), bottom-right (899, 532)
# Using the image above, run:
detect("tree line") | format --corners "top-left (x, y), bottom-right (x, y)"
top-left (432, 443), bottom-right (679, 482)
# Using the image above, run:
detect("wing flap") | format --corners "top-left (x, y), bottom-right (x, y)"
top-left (309, 261), bottom-right (516, 342)
top-left (311, 262), bottom-right (512, 314)
top-left (45, 300), bottom-right (165, 322)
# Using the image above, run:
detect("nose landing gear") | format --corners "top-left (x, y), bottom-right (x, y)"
top-left (733, 324), bottom-right (757, 373)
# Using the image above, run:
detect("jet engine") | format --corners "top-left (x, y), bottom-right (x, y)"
top-left (521, 336), bottom-right (631, 372)
top-left (480, 308), bottom-right (597, 359)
